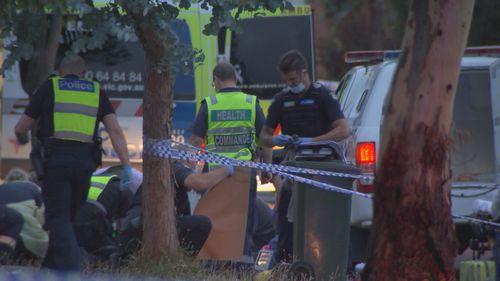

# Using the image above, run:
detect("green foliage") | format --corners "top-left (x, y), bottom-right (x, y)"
top-left (1, 0), bottom-right (92, 73)
top-left (202, 0), bottom-right (293, 35)
top-left (322, 0), bottom-right (365, 23)
top-left (1, 0), bottom-right (292, 76)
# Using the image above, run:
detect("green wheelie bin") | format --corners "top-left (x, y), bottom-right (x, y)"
top-left (285, 141), bottom-right (359, 281)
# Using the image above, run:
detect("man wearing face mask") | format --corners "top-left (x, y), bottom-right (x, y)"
top-left (260, 49), bottom-right (349, 147)
top-left (259, 49), bottom-right (349, 262)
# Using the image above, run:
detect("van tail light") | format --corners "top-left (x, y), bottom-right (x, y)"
top-left (356, 142), bottom-right (376, 193)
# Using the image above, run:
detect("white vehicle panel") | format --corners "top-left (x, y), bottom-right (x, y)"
top-left (340, 55), bottom-right (500, 228)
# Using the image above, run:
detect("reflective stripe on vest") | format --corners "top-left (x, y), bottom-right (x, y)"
top-left (206, 92), bottom-right (257, 169)
top-left (51, 77), bottom-right (100, 143)
top-left (87, 175), bottom-right (117, 201)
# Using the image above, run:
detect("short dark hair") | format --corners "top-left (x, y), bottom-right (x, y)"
top-left (213, 62), bottom-right (236, 82)
top-left (278, 49), bottom-right (308, 74)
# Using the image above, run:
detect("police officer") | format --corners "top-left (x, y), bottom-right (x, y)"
top-left (14, 55), bottom-right (132, 271)
top-left (189, 62), bottom-right (271, 173)
top-left (119, 160), bottom-right (234, 257)
top-left (260, 49), bottom-right (349, 262)
top-left (74, 171), bottom-right (134, 260)
top-left (189, 62), bottom-right (271, 258)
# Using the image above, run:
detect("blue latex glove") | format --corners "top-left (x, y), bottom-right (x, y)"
top-left (294, 137), bottom-right (313, 145)
top-left (225, 165), bottom-right (234, 176)
top-left (272, 135), bottom-right (293, 146)
top-left (16, 133), bottom-right (29, 145)
top-left (120, 164), bottom-right (133, 190)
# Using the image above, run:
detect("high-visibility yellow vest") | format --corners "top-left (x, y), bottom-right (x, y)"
top-left (87, 175), bottom-right (117, 201)
top-left (51, 76), bottom-right (100, 143)
top-left (205, 92), bottom-right (257, 169)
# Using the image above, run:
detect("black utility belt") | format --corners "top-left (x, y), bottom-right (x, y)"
top-left (44, 138), bottom-right (96, 149)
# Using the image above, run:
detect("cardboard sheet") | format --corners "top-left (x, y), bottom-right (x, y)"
top-left (194, 167), bottom-right (251, 260)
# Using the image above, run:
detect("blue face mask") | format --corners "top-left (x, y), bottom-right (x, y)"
top-left (289, 83), bottom-right (305, 94)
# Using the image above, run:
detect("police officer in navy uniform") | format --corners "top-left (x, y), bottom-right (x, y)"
top-left (260, 49), bottom-right (349, 262)
top-left (119, 159), bottom-right (234, 257)
top-left (74, 172), bottom-right (133, 260)
top-left (14, 55), bottom-right (132, 271)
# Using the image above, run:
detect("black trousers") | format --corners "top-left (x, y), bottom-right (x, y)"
top-left (0, 205), bottom-right (23, 238)
top-left (41, 141), bottom-right (96, 271)
top-left (177, 215), bottom-right (212, 256)
top-left (74, 203), bottom-right (116, 256)
top-left (276, 188), bottom-right (293, 263)
top-left (0, 205), bottom-right (23, 264)
top-left (120, 206), bottom-right (212, 257)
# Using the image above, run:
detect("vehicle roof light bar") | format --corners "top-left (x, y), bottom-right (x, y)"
top-left (464, 46), bottom-right (500, 57)
top-left (344, 50), bottom-right (400, 63)
top-left (345, 46), bottom-right (500, 63)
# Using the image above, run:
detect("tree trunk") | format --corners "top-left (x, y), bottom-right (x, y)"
top-left (20, 14), bottom-right (62, 96)
top-left (128, 11), bottom-right (179, 261)
top-left (310, 0), bottom-right (333, 80)
top-left (141, 59), bottom-right (177, 260)
top-left (362, 1), bottom-right (474, 280)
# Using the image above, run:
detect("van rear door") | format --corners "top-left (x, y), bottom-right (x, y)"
top-left (489, 60), bottom-right (500, 181)
top-left (451, 67), bottom-right (496, 182)
top-left (450, 60), bottom-right (500, 216)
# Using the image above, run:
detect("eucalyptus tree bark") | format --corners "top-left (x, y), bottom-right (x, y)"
top-left (128, 11), bottom-right (178, 261)
top-left (362, 1), bottom-right (474, 280)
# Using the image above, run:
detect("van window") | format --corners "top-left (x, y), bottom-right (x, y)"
top-left (337, 73), bottom-right (359, 116)
top-left (451, 69), bottom-right (494, 182)
top-left (61, 19), bottom-right (195, 101)
top-left (230, 15), bottom-right (314, 101)
top-left (336, 74), bottom-right (351, 103)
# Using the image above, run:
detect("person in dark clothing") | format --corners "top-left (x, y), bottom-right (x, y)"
top-left (74, 171), bottom-right (135, 260)
top-left (0, 205), bottom-right (23, 264)
top-left (0, 181), bottom-right (47, 262)
top-left (14, 56), bottom-right (132, 271)
top-left (260, 49), bottom-right (349, 262)
top-left (251, 197), bottom-right (276, 254)
top-left (120, 161), bottom-right (233, 257)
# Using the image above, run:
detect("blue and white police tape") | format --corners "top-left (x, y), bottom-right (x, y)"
top-left (144, 137), bottom-right (500, 228)
top-left (453, 214), bottom-right (500, 229)
top-left (145, 138), bottom-right (372, 180)
top-left (144, 137), bottom-right (374, 199)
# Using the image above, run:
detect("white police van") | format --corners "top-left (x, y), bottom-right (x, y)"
top-left (337, 47), bottom-right (500, 260)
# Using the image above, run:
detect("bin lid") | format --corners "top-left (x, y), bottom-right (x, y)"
top-left (293, 141), bottom-right (345, 162)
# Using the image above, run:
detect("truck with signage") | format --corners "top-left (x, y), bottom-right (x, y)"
top-left (1, 5), bottom-right (315, 181)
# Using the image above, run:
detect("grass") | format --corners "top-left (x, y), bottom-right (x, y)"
top-left (84, 250), bottom-right (258, 281)
top-left (2, 249), bottom-right (318, 281)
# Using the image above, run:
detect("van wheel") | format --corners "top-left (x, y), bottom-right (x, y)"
top-left (288, 261), bottom-right (315, 281)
